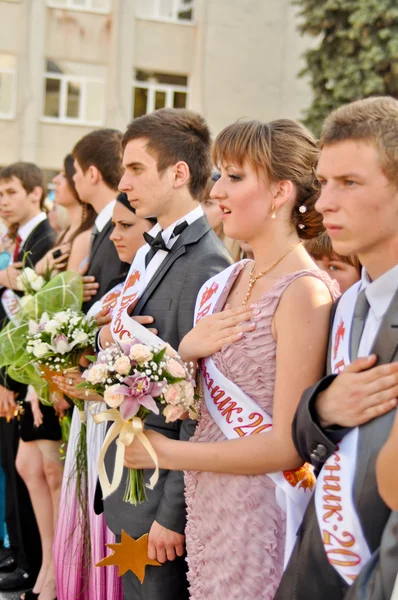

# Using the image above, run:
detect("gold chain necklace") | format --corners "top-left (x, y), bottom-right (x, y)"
top-left (241, 242), bottom-right (302, 306)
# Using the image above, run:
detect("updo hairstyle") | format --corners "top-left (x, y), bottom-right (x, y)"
top-left (212, 119), bottom-right (324, 239)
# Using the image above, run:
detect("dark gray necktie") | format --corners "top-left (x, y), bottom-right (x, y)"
top-left (350, 288), bottom-right (370, 360)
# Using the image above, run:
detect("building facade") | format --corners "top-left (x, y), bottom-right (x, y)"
top-left (0, 0), bottom-right (313, 173)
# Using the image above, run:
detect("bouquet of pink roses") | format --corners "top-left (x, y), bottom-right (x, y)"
top-left (79, 340), bottom-right (198, 504)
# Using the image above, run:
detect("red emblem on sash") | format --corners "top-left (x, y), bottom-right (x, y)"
top-left (199, 282), bottom-right (219, 310)
top-left (124, 271), bottom-right (140, 291)
top-left (333, 318), bottom-right (345, 360)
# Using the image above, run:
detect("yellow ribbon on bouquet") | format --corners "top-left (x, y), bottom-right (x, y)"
top-left (92, 409), bottom-right (159, 499)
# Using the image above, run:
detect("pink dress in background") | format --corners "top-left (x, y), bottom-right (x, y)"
top-left (184, 265), bottom-right (336, 600)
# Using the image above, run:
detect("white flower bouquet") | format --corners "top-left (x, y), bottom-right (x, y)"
top-left (79, 340), bottom-right (198, 505)
top-left (26, 308), bottom-right (97, 370)
top-left (26, 307), bottom-right (98, 517)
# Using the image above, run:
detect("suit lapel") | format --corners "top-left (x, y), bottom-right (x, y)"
top-left (89, 221), bottom-right (112, 262)
top-left (18, 219), bottom-right (48, 261)
top-left (134, 216), bottom-right (210, 315)
top-left (354, 287), bottom-right (398, 537)
top-left (370, 287), bottom-right (398, 366)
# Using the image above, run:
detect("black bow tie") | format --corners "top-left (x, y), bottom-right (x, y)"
top-left (143, 230), bottom-right (169, 252)
top-left (143, 221), bottom-right (188, 267)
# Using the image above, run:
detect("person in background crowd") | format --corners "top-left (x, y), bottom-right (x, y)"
top-left (201, 172), bottom-right (242, 262)
top-left (72, 129), bottom-right (127, 312)
top-left (17, 154), bottom-right (96, 600)
top-left (123, 118), bottom-right (338, 599)
top-left (0, 163), bottom-right (56, 593)
top-left (35, 154), bottom-right (96, 277)
top-left (52, 192), bottom-right (156, 600)
top-left (305, 231), bottom-right (361, 293)
top-left (274, 96), bottom-right (398, 600)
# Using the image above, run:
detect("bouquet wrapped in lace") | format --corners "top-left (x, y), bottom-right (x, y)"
top-left (79, 340), bottom-right (198, 505)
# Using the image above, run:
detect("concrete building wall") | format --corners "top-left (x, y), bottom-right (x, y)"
top-left (0, 0), bottom-right (313, 171)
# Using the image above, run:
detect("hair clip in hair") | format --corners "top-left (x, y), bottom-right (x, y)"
top-left (298, 224), bottom-right (305, 229)
top-left (299, 205), bottom-right (307, 214)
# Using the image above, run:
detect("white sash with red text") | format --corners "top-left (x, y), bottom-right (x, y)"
top-left (314, 281), bottom-right (371, 585)
top-left (86, 282), bottom-right (123, 320)
top-left (194, 265), bottom-right (316, 566)
top-left (110, 245), bottom-right (148, 344)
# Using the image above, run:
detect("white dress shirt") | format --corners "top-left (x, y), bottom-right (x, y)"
top-left (18, 212), bottom-right (47, 246)
top-left (94, 200), bottom-right (116, 233)
top-left (144, 205), bottom-right (204, 285)
top-left (357, 264), bottom-right (398, 356)
top-left (10, 212), bottom-right (47, 265)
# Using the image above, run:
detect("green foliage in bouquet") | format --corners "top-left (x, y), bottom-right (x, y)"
top-left (0, 271), bottom-right (83, 404)
top-left (293, 0), bottom-right (398, 135)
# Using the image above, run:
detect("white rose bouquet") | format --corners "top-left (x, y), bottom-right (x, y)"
top-left (79, 340), bottom-right (198, 505)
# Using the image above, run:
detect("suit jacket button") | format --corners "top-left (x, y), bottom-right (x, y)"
top-left (315, 444), bottom-right (327, 459)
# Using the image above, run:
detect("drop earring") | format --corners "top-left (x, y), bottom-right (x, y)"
top-left (271, 205), bottom-right (277, 219)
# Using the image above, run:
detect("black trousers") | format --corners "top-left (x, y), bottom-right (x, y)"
top-left (0, 417), bottom-right (41, 576)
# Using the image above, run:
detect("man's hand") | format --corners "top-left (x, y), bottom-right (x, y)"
top-left (82, 276), bottom-right (99, 303)
top-left (316, 355), bottom-right (398, 428)
top-left (0, 384), bottom-right (16, 418)
top-left (148, 520), bottom-right (185, 563)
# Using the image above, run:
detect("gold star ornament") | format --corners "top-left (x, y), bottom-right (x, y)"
top-left (96, 530), bottom-right (162, 583)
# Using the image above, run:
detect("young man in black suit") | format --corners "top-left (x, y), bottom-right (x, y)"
top-left (99, 109), bottom-right (232, 600)
top-left (0, 162), bottom-right (56, 591)
top-left (72, 129), bottom-right (127, 312)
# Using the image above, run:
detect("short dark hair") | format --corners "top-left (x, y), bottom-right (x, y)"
top-left (122, 108), bottom-right (212, 199)
top-left (0, 162), bottom-right (46, 209)
top-left (72, 129), bottom-right (123, 191)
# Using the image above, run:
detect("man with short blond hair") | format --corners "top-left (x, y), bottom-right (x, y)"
top-left (276, 96), bottom-right (398, 600)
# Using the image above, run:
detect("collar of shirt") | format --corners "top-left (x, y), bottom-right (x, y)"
top-left (148, 205), bottom-right (204, 248)
top-left (359, 264), bottom-right (398, 320)
top-left (95, 200), bottom-right (116, 233)
top-left (18, 212), bottom-right (47, 245)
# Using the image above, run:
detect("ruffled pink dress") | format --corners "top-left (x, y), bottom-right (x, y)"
top-left (184, 264), bottom-right (336, 600)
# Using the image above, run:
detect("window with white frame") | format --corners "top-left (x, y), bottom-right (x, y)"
top-left (136, 0), bottom-right (194, 23)
top-left (43, 60), bottom-right (105, 125)
top-left (0, 54), bottom-right (16, 119)
top-left (132, 71), bottom-right (188, 119)
top-left (47, 0), bottom-right (110, 14)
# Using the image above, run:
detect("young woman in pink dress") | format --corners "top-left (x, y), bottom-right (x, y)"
top-left (124, 119), bottom-right (339, 599)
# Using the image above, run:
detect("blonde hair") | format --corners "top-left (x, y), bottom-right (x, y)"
top-left (212, 119), bottom-right (324, 239)
top-left (321, 96), bottom-right (398, 187)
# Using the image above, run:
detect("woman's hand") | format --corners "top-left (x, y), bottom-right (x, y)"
top-left (53, 372), bottom-right (103, 402)
top-left (53, 392), bottom-right (71, 418)
top-left (124, 430), bottom-right (169, 470)
top-left (178, 304), bottom-right (258, 363)
top-left (94, 306), bottom-right (112, 327)
top-left (35, 244), bottom-right (71, 276)
top-left (26, 386), bottom-right (43, 428)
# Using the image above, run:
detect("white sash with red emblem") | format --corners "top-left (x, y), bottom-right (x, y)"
top-left (1, 289), bottom-right (22, 322)
top-left (110, 245), bottom-right (161, 346)
top-left (314, 281), bottom-right (371, 585)
top-left (194, 265), bottom-right (316, 566)
top-left (86, 282), bottom-right (124, 320)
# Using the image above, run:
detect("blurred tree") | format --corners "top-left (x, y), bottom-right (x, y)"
top-left (293, 0), bottom-right (398, 135)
